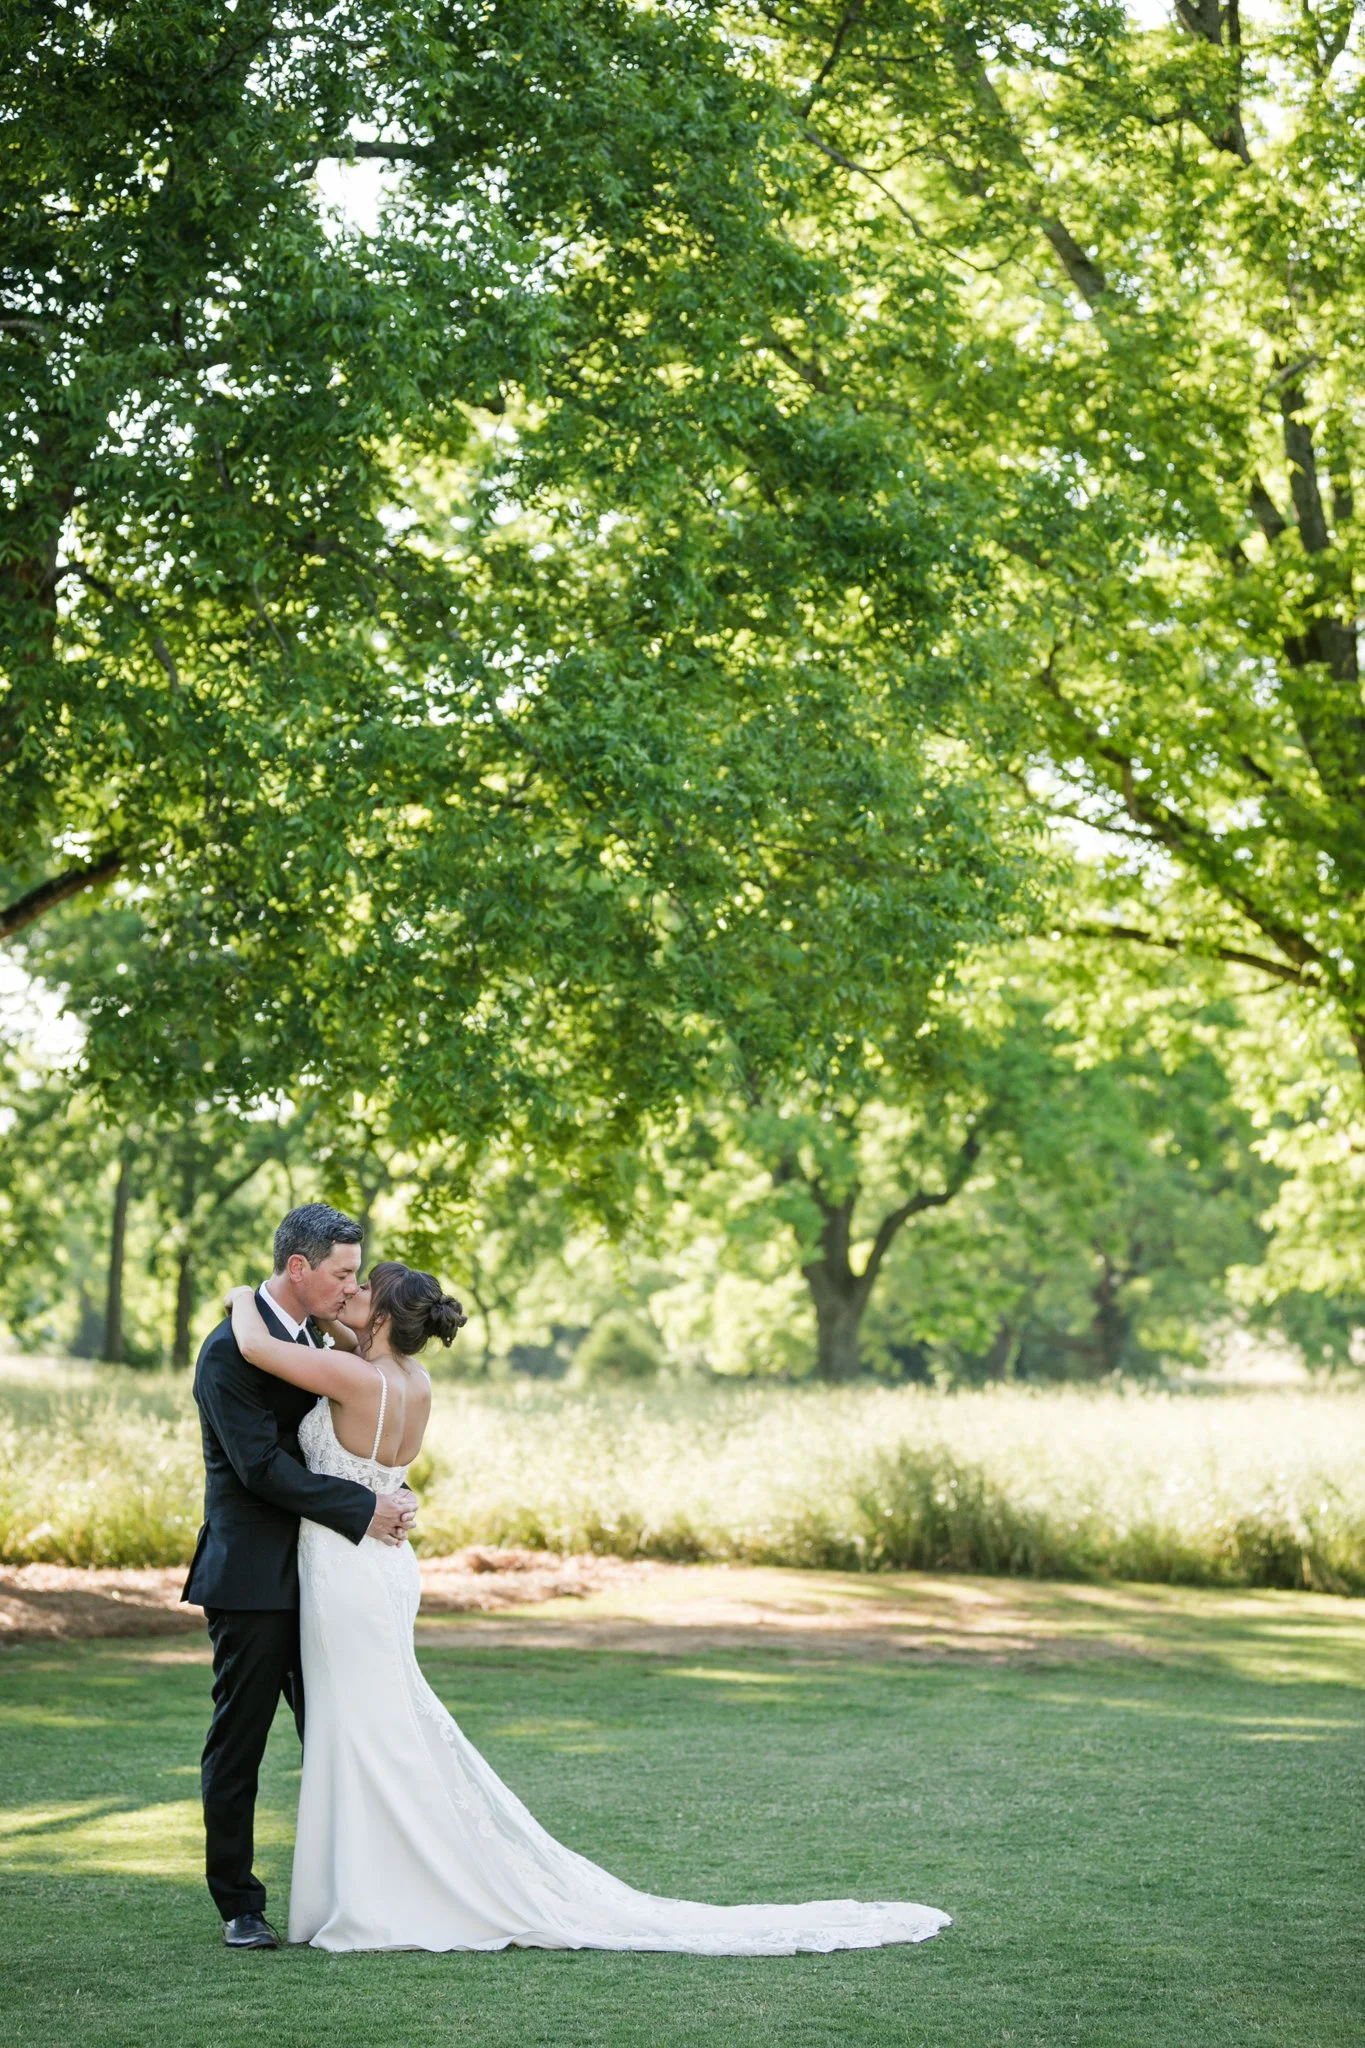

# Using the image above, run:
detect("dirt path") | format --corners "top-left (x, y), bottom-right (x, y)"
top-left (0, 1549), bottom-right (661, 1648)
top-left (0, 1549), bottom-right (1111, 1661)
top-left (6, 1553), bottom-right (1363, 1674)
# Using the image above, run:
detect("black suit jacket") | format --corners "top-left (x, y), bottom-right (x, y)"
top-left (182, 1290), bottom-right (376, 1611)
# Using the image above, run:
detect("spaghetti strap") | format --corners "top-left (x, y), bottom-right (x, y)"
top-left (369, 1364), bottom-right (388, 1466)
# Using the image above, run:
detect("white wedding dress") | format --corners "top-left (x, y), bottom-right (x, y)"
top-left (289, 1391), bottom-right (950, 1954)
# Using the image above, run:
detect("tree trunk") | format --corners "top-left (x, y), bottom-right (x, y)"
top-left (357, 1182), bottom-right (380, 1259)
top-left (802, 1190), bottom-right (866, 1381)
top-left (172, 1251), bottom-right (195, 1369)
top-left (809, 1278), bottom-right (865, 1381)
top-left (982, 1318), bottom-right (1015, 1381)
top-left (793, 1135), bottom-right (984, 1381)
top-left (466, 1269), bottom-right (497, 1376)
top-left (103, 1144), bottom-right (134, 1364)
top-left (1091, 1254), bottom-right (1129, 1375)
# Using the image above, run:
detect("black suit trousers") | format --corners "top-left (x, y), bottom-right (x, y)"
top-left (202, 1607), bottom-right (305, 1920)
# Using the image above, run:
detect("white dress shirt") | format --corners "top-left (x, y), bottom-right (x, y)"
top-left (259, 1278), bottom-right (315, 1345)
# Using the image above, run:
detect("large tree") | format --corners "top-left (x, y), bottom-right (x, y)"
top-left (3, 0), bottom-right (1020, 1160)
top-left (748, 1), bottom-right (1365, 1073)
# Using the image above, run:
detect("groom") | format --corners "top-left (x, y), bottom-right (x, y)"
top-left (182, 1202), bottom-right (417, 1949)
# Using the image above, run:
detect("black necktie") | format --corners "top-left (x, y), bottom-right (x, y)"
top-left (296, 1328), bottom-right (312, 1346)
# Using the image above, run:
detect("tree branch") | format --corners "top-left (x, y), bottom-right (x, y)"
top-left (58, 563), bottom-right (181, 685)
top-left (341, 138), bottom-right (437, 167)
top-left (857, 1125), bottom-right (983, 1296)
top-left (757, 333), bottom-right (829, 393)
top-left (800, 0), bottom-right (866, 116)
top-left (1034, 657), bottom-right (1327, 972)
top-left (1173, 0), bottom-right (1251, 160)
top-left (1281, 380), bottom-right (1331, 554)
top-left (952, 50), bottom-right (1108, 303)
top-left (202, 1146), bottom-right (280, 1216)
top-left (1039, 219), bottom-right (1107, 306)
top-left (799, 123), bottom-right (926, 235)
top-left (1273, 382), bottom-right (1361, 727)
top-left (0, 852), bottom-right (124, 941)
top-left (1067, 920), bottom-right (1317, 987)
top-left (1248, 475), bottom-right (1288, 543)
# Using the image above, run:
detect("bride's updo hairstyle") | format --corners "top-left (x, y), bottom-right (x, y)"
top-left (366, 1260), bottom-right (467, 1355)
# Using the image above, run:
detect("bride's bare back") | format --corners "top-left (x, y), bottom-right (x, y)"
top-left (328, 1356), bottom-right (431, 1468)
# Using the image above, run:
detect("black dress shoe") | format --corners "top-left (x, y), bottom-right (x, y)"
top-left (223, 1913), bottom-right (280, 1949)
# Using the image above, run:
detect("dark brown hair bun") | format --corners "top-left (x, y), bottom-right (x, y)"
top-left (366, 1260), bottom-right (467, 1355)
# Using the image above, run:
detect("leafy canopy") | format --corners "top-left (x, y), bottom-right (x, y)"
top-left (2, 0), bottom-right (1025, 1161)
top-left (746, 1), bottom-right (1365, 1070)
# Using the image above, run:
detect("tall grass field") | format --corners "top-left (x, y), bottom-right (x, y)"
top-left (4, 1361), bottom-right (1365, 1591)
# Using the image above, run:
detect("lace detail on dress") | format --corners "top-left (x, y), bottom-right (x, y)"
top-left (408, 1683), bottom-right (502, 1842)
top-left (299, 1394), bottom-right (409, 1495)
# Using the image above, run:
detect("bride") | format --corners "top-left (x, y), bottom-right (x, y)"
top-left (226, 1264), bottom-right (950, 1956)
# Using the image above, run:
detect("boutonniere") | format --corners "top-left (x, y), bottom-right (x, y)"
top-left (320, 1329), bottom-right (336, 1349)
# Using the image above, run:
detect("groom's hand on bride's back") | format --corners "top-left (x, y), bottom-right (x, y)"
top-left (368, 1487), bottom-right (418, 1547)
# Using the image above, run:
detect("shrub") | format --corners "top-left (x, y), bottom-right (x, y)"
top-left (568, 1311), bottom-right (666, 1386)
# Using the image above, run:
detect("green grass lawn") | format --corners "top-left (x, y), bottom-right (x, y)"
top-left (2, 1580), bottom-right (1363, 2047)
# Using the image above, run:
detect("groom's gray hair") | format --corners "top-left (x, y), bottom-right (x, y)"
top-left (273, 1202), bottom-right (364, 1272)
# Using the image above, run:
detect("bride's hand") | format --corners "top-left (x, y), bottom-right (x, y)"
top-left (223, 1284), bottom-right (254, 1314)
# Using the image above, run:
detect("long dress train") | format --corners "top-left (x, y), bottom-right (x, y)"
top-left (288, 1395), bottom-right (951, 1954)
